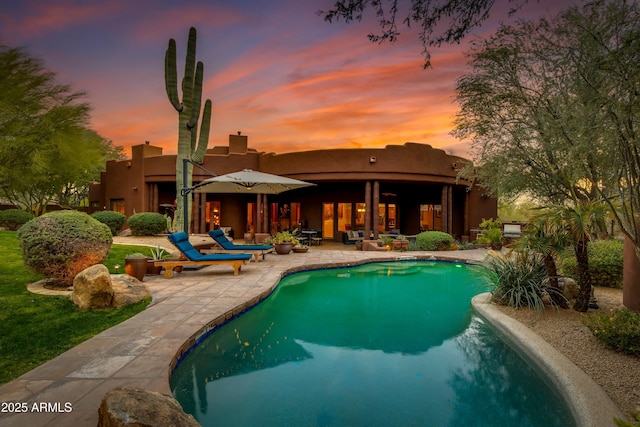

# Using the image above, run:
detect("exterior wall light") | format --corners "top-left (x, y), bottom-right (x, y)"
top-left (369, 156), bottom-right (377, 164)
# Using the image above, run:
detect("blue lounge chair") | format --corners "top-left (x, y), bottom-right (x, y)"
top-left (158, 232), bottom-right (252, 278)
top-left (207, 229), bottom-right (274, 262)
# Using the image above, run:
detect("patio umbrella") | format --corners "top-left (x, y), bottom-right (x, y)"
top-left (193, 169), bottom-right (315, 194)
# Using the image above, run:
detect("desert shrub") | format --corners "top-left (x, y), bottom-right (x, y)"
top-left (483, 249), bottom-right (565, 312)
top-left (0, 209), bottom-right (34, 230)
top-left (415, 231), bottom-right (453, 250)
top-left (561, 239), bottom-right (623, 288)
top-left (127, 212), bottom-right (167, 236)
top-left (407, 240), bottom-right (420, 251)
top-left (583, 308), bottom-right (640, 355)
top-left (17, 210), bottom-right (112, 287)
top-left (91, 211), bottom-right (126, 236)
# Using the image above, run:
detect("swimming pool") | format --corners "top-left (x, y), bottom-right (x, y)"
top-left (170, 261), bottom-right (576, 426)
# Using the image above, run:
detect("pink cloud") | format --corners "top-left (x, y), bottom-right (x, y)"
top-left (2, 0), bottom-right (126, 40)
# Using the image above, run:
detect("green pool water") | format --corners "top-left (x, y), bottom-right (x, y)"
top-left (171, 261), bottom-right (576, 427)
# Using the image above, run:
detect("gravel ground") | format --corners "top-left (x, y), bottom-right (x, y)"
top-left (113, 236), bottom-right (640, 419)
top-left (497, 287), bottom-right (640, 420)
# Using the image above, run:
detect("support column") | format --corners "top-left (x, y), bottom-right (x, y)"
top-left (256, 194), bottom-right (262, 233)
top-left (149, 183), bottom-right (159, 213)
top-left (364, 181), bottom-right (372, 239)
top-left (441, 185), bottom-right (453, 234)
top-left (373, 181), bottom-right (380, 239)
top-left (263, 194), bottom-right (269, 233)
top-left (447, 185), bottom-right (453, 235)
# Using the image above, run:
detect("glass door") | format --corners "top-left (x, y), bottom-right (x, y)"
top-left (322, 202), bottom-right (334, 239)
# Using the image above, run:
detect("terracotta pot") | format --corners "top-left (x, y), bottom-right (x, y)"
top-left (125, 257), bottom-right (147, 281)
top-left (146, 260), bottom-right (163, 275)
top-left (490, 242), bottom-right (503, 251)
top-left (292, 246), bottom-right (309, 253)
top-left (274, 242), bottom-right (292, 255)
top-left (393, 240), bottom-right (409, 251)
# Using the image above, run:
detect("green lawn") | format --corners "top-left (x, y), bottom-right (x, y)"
top-left (0, 231), bottom-right (152, 385)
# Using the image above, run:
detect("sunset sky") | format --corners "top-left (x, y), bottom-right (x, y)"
top-left (2, 0), bottom-right (581, 157)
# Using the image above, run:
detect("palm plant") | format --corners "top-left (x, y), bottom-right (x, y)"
top-left (515, 215), bottom-right (569, 308)
top-left (533, 201), bottom-right (608, 312)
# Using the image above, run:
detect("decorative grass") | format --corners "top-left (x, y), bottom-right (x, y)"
top-left (0, 231), bottom-right (151, 385)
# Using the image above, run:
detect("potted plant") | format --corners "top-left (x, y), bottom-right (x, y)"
top-left (292, 242), bottom-right (309, 253)
top-left (392, 234), bottom-right (409, 251)
top-left (124, 253), bottom-right (148, 281)
top-left (271, 231), bottom-right (298, 255)
top-left (479, 218), bottom-right (503, 250)
top-left (381, 236), bottom-right (394, 251)
top-left (147, 246), bottom-right (169, 275)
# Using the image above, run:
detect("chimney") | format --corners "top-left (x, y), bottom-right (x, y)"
top-left (229, 132), bottom-right (248, 154)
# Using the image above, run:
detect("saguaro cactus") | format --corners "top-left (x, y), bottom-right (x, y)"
top-left (165, 27), bottom-right (211, 233)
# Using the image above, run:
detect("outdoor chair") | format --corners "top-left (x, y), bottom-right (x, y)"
top-left (207, 229), bottom-right (274, 262)
top-left (158, 232), bottom-right (252, 278)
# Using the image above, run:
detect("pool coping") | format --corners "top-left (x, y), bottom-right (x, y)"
top-left (472, 293), bottom-right (624, 427)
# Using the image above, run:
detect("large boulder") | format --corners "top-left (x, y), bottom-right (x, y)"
top-left (98, 387), bottom-right (200, 427)
top-left (71, 265), bottom-right (150, 309)
top-left (559, 277), bottom-right (579, 302)
top-left (71, 264), bottom-right (114, 309)
top-left (111, 275), bottom-right (151, 308)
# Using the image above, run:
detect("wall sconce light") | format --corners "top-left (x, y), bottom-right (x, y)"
top-left (132, 186), bottom-right (138, 191)
top-left (451, 162), bottom-right (458, 169)
top-left (126, 161), bottom-right (132, 168)
top-left (369, 156), bottom-right (377, 164)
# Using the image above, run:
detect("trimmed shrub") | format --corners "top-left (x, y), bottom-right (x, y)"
top-left (17, 210), bottom-right (112, 287)
top-left (561, 239), bottom-right (623, 288)
top-left (0, 209), bottom-right (34, 230)
top-left (415, 231), bottom-right (453, 251)
top-left (91, 211), bottom-right (127, 236)
top-left (583, 308), bottom-right (640, 355)
top-left (127, 212), bottom-right (167, 236)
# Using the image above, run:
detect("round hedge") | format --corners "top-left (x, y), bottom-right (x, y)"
top-left (17, 210), bottom-right (113, 287)
top-left (0, 209), bottom-right (34, 230)
top-left (415, 231), bottom-right (454, 251)
top-left (127, 212), bottom-right (167, 236)
top-left (91, 211), bottom-right (127, 236)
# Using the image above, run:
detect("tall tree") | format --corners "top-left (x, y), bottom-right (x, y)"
top-left (319, 0), bottom-right (528, 67)
top-left (0, 44), bottom-right (111, 215)
top-left (57, 134), bottom-right (126, 208)
top-left (453, 0), bottom-right (640, 257)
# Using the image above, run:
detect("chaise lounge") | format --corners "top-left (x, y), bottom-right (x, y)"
top-left (158, 232), bottom-right (252, 278)
top-left (206, 229), bottom-right (274, 262)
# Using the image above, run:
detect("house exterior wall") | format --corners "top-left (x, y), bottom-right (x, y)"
top-left (89, 137), bottom-right (497, 239)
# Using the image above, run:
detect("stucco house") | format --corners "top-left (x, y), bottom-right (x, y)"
top-left (89, 134), bottom-right (497, 242)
